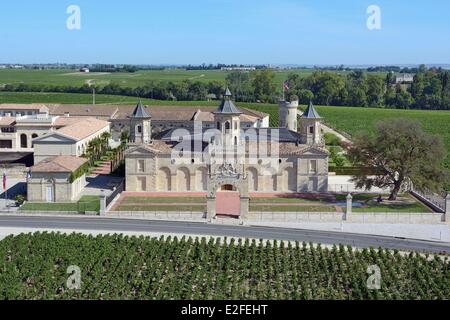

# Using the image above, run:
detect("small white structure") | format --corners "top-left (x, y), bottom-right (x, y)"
top-left (27, 155), bottom-right (88, 202)
top-left (395, 73), bottom-right (415, 84)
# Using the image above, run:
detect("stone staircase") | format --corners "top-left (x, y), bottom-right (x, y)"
top-left (91, 160), bottom-right (112, 176)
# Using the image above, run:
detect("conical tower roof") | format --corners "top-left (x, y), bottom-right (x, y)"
top-left (302, 101), bottom-right (321, 119)
top-left (131, 98), bottom-right (151, 118)
top-left (214, 88), bottom-right (242, 114)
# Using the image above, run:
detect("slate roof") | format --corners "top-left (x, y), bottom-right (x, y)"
top-left (159, 127), bottom-right (303, 143)
top-left (45, 104), bottom-right (118, 118)
top-left (302, 101), bottom-right (321, 119)
top-left (131, 99), bottom-right (151, 118)
top-left (214, 88), bottom-right (242, 114)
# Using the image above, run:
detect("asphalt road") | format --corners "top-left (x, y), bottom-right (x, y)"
top-left (0, 215), bottom-right (449, 254)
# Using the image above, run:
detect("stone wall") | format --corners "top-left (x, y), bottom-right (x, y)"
top-left (125, 152), bottom-right (328, 193)
top-left (27, 172), bottom-right (86, 202)
top-left (3, 163), bottom-right (28, 178)
top-left (246, 211), bottom-right (444, 224)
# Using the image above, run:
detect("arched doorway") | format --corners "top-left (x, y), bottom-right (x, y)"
top-left (157, 167), bottom-right (172, 191)
top-left (195, 167), bottom-right (208, 191)
top-left (215, 184), bottom-right (240, 218)
top-left (176, 167), bottom-right (190, 191)
top-left (282, 167), bottom-right (296, 191)
top-left (31, 133), bottom-right (38, 148)
top-left (247, 167), bottom-right (258, 191)
top-left (20, 134), bottom-right (28, 148)
top-left (206, 178), bottom-right (249, 221)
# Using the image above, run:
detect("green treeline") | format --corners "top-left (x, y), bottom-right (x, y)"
top-left (1, 65), bottom-right (449, 110)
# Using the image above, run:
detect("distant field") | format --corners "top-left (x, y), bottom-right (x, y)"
top-left (0, 68), bottom-right (324, 88)
top-left (1, 91), bottom-right (449, 170)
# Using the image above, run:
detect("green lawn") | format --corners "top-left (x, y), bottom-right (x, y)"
top-left (0, 68), bottom-right (322, 87)
top-left (20, 195), bottom-right (100, 213)
top-left (121, 196), bottom-right (205, 204)
top-left (250, 197), bottom-right (329, 204)
top-left (352, 202), bottom-right (432, 213)
top-left (115, 205), bottom-right (206, 212)
top-left (250, 205), bottom-right (337, 212)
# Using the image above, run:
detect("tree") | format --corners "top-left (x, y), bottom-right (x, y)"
top-left (226, 72), bottom-right (251, 101)
top-left (366, 75), bottom-right (384, 107)
top-left (347, 118), bottom-right (448, 200)
top-left (120, 131), bottom-right (130, 145)
top-left (252, 70), bottom-right (276, 102)
top-left (393, 86), bottom-right (414, 109)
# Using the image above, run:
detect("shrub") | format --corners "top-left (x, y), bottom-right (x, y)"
top-left (324, 132), bottom-right (341, 146)
top-left (14, 194), bottom-right (26, 206)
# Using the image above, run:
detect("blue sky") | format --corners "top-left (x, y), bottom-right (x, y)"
top-left (0, 0), bottom-right (449, 65)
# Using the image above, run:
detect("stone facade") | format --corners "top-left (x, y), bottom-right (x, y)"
top-left (125, 146), bottom-right (328, 193)
top-left (27, 155), bottom-right (88, 202)
top-left (27, 171), bottom-right (86, 202)
top-left (125, 90), bottom-right (329, 196)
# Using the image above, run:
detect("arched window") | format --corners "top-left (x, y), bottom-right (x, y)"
top-left (225, 121), bottom-right (230, 130)
top-left (20, 134), bottom-right (27, 148)
top-left (31, 134), bottom-right (38, 148)
top-left (234, 136), bottom-right (237, 145)
top-left (217, 122), bottom-right (221, 130)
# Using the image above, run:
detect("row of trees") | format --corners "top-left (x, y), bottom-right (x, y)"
top-left (284, 66), bottom-right (450, 110)
top-left (2, 66), bottom-right (449, 109)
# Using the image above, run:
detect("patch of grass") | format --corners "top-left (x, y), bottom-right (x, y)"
top-left (0, 68), bottom-right (323, 88)
top-left (20, 195), bottom-right (100, 213)
top-left (250, 205), bottom-right (337, 212)
top-left (20, 202), bottom-right (79, 212)
top-left (353, 202), bottom-right (432, 213)
top-left (115, 205), bottom-right (206, 212)
top-left (334, 194), bottom-right (382, 201)
top-left (121, 197), bottom-right (205, 204)
top-left (250, 197), bottom-right (324, 204)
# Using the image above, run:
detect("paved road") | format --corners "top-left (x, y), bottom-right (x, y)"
top-left (0, 215), bottom-right (449, 254)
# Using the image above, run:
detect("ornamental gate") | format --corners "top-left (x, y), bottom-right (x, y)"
top-left (206, 176), bottom-right (249, 221)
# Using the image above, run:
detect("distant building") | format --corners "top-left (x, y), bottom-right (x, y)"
top-left (221, 67), bottom-right (256, 71)
top-left (80, 67), bottom-right (90, 73)
top-left (395, 73), bottom-right (415, 84)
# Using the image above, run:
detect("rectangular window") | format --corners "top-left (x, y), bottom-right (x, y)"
top-left (309, 160), bottom-right (318, 174)
top-left (137, 160), bottom-right (145, 172)
top-left (309, 126), bottom-right (314, 134)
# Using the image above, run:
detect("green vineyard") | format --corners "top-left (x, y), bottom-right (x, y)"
top-left (0, 232), bottom-right (448, 300)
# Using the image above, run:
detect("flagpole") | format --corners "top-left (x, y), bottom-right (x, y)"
top-left (3, 169), bottom-right (6, 210)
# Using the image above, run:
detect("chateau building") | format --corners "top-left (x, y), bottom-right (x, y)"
top-left (124, 90), bottom-right (329, 206)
